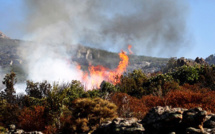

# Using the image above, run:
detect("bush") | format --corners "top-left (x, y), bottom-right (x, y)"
top-left (118, 69), bottom-right (148, 98)
top-left (172, 65), bottom-right (200, 85)
top-left (110, 93), bottom-right (164, 119)
top-left (0, 102), bottom-right (20, 127)
top-left (18, 106), bottom-right (46, 131)
top-left (0, 126), bottom-right (6, 133)
top-left (70, 97), bottom-right (118, 133)
top-left (164, 90), bottom-right (215, 112)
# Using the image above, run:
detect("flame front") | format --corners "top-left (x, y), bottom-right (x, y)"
top-left (77, 51), bottom-right (129, 90)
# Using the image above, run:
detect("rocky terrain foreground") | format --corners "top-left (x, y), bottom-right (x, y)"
top-left (5, 106), bottom-right (215, 134)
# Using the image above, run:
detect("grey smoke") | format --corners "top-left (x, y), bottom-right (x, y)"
top-left (17, 0), bottom-right (190, 90)
top-left (0, 67), bottom-right (5, 90)
top-left (21, 0), bottom-right (189, 57)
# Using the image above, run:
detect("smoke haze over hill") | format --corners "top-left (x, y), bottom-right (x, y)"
top-left (1, 0), bottom-right (190, 92)
top-left (21, 0), bottom-right (189, 57)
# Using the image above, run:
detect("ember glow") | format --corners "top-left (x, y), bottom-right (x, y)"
top-left (77, 51), bottom-right (129, 90)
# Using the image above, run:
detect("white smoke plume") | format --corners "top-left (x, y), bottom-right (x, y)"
top-left (19, 25), bottom-right (83, 84)
top-left (17, 0), bottom-right (189, 89)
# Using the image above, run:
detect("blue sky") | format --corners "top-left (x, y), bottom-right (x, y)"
top-left (186, 0), bottom-right (215, 59)
top-left (0, 0), bottom-right (215, 59)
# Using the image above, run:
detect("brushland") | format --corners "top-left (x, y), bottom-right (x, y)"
top-left (1, 38), bottom-right (215, 133)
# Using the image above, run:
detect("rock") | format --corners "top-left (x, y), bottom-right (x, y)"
top-left (93, 117), bottom-right (145, 134)
top-left (140, 106), bottom-right (211, 134)
top-left (14, 129), bottom-right (24, 134)
top-left (23, 131), bottom-right (43, 134)
top-left (195, 57), bottom-right (207, 65)
top-left (186, 127), bottom-right (208, 134)
top-left (8, 124), bottom-right (16, 132)
top-left (204, 115), bottom-right (215, 128)
top-left (6, 124), bottom-right (43, 134)
top-left (0, 31), bottom-right (9, 39)
top-left (204, 128), bottom-right (215, 134)
top-left (141, 106), bottom-right (186, 133)
top-left (182, 107), bottom-right (207, 131)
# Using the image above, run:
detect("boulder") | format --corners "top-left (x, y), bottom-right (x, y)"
top-left (6, 124), bottom-right (43, 134)
top-left (186, 127), bottom-right (208, 134)
top-left (141, 106), bottom-right (209, 134)
top-left (8, 124), bottom-right (16, 132)
top-left (141, 106), bottom-right (186, 134)
top-left (93, 117), bottom-right (145, 134)
top-left (182, 107), bottom-right (207, 132)
top-left (204, 114), bottom-right (215, 128)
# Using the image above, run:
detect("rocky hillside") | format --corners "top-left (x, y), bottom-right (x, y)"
top-left (0, 35), bottom-right (169, 77)
top-left (205, 54), bottom-right (215, 65)
top-left (0, 31), bottom-right (9, 39)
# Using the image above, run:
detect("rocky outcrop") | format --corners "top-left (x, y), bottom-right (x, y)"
top-left (93, 117), bottom-right (145, 134)
top-left (176, 57), bottom-right (207, 67)
top-left (142, 106), bottom-right (215, 134)
top-left (142, 106), bottom-right (187, 134)
top-left (95, 106), bottom-right (215, 134)
top-left (6, 124), bottom-right (43, 134)
top-left (0, 31), bottom-right (9, 39)
top-left (195, 57), bottom-right (207, 65)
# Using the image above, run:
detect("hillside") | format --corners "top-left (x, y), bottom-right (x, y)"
top-left (0, 37), bottom-right (169, 80)
top-left (2, 34), bottom-right (215, 134)
top-left (205, 54), bottom-right (215, 65)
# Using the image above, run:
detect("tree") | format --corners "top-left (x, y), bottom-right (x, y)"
top-left (118, 69), bottom-right (148, 98)
top-left (26, 80), bottom-right (51, 99)
top-left (26, 80), bottom-right (41, 99)
top-left (2, 72), bottom-right (16, 103)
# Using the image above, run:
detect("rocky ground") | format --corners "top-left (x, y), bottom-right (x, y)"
top-left (5, 106), bottom-right (215, 134)
top-left (94, 106), bottom-right (215, 134)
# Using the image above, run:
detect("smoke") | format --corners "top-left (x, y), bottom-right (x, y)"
top-left (0, 67), bottom-right (26, 94)
top-left (17, 0), bottom-right (189, 89)
top-left (0, 67), bottom-right (5, 90)
top-left (19, 38), bottom-right (82, 84)
top-left (21, 0), bottom-right (189, 57)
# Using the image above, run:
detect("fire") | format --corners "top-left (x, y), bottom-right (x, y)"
top-left (128, 45), bottom-right (133, 54)
top-left (77, 51), bottom-right (129, 90)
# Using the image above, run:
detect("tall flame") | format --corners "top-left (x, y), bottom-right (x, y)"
top-left (77, 51), bottom-right (129, 90)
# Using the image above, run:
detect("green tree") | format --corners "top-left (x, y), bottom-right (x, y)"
top-left (67, 80), bottom-right (88, 102)
top-left (26, 80), bottom-right (51, 99)
top-left (2, 72), bottom-right (16, 104)
top-left (172, 65), bottom-right (199, 85)
top-left (118, 69), bottom-right (148, 98)
top-left (26, 80), bottom-right (41, 99)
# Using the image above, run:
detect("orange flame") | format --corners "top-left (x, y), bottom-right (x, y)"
top-left (128, 45), bottom-right (133, 54)
top-left (77, 51), bottom-right (129, 89)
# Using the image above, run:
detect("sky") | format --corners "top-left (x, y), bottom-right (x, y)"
top-left (0, 0), bottom-right (215, 59)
